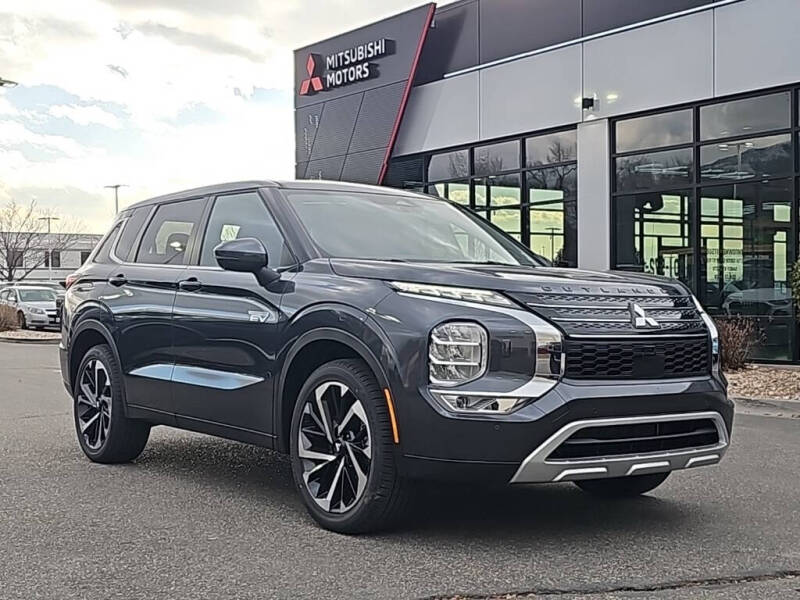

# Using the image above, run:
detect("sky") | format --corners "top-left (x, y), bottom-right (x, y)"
top-left (0, 0), bottom-right (421, 233)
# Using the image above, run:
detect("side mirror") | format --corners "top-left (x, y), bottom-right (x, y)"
top-left (214, 237), bottom-right (280, 287)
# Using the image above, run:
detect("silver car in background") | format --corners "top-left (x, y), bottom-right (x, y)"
top-left (0, 286), bottom-right (60, 329)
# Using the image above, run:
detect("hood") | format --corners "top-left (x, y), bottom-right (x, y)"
top-left (329, 259), bottom-right (689, 297)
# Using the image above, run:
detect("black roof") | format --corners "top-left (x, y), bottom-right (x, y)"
top-left (124, 180), bottom-right (426, 211)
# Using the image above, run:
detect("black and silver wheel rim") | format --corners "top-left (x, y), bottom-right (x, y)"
top-left (298, 381), bottom-right (372, 514)
top-left (76, 359), bottom-right (112, 451)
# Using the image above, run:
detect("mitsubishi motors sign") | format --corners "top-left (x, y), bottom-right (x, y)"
top-left (293, 4), bottom-right (434, 184)
top-left (298, 39), bottom-right (394, 96)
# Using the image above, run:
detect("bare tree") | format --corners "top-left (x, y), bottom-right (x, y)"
top-left (0, 199), bottom-right (85, 282)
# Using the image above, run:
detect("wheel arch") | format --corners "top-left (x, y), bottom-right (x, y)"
top-left (68, 320), bottom-right (123, 405)
top-left (275, 327), bottom-right (392, 454)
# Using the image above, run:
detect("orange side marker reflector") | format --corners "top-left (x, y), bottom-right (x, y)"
top-left (383, 388), bottom-right (400, 444)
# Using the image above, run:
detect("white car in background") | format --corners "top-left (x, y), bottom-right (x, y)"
top-left (0, 286), bottom-right (60, 329)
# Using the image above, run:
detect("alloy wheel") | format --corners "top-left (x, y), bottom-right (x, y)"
top-left (76, 359), bottom-right (112, 451)
top-left (298, 381), bottom-right (372, 513)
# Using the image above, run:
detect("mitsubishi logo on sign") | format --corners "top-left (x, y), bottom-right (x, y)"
top-left (299, 54), bottom-right (324, 96)
top-left (628, 302), bottom-right (661, 330)
top-left (298, 39), bottom-right (394, 96)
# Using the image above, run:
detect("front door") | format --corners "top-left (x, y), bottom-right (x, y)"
top-left (170, 190), bottom-right (296, 441)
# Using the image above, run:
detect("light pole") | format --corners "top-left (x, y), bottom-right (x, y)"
top-left (104, 184), bottom-right (127, 214)
top-left (546, 226), bottom-right (561, 262)
top-left (38, 216), bottom-right (60, 281)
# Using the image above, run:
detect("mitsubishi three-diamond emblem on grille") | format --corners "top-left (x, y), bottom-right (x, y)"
top-left (628, 302), bottom-right (661, 329)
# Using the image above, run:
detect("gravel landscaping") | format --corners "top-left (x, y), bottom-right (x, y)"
top-left (727, 365), bottom-right (800, 401)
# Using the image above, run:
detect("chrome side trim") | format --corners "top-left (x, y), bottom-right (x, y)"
top-left (130, 363), bottom-right (263, 390)
top-left (509, 411), bottom-right (728, 484)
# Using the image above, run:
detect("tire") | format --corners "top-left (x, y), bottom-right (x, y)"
top-left (17, 311), bottom-right (26, 329)
top-left (289, 358), bottom-right (410, 534)
top-left (73, 344), bottom-right (150, 464)
top-left (574, 472), bottom-right (670, 498)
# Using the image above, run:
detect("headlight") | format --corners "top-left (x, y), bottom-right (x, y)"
top-left (390, 281), bottom-right (513, 307)
top-left (429, 322), bottom-right (487, 386)
top-left (692, 295), bottom-right (720, 372)
top-left (29, 307), bottom-right (46, 315)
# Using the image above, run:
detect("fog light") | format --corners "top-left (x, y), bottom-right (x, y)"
top-left (432, 392), bottom-right (526, 414)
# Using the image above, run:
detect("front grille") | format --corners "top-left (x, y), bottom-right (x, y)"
top-left (564, 338), bottom-right (710, 379)
top-left (508, 290), bottom-right (707, 337)
top-left (548, 418), bottom-right (720, 460)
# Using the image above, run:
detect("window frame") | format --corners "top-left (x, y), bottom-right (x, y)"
top-left (132, 196), bottom-right (209, 267)
top-left (394, 125), bottom-right (578, 266)
top-left (610, 84), bottom-right (800, 363)
top-left (196, 189), bottom-right (299, 271)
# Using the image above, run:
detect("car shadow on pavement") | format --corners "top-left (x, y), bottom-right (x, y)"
top-left (132, 431), bottom-right (702, 541)
top-left (397, 481), bottom-right (699, 542)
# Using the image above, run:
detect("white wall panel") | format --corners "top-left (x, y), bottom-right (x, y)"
top-left (479, 45), bottom-right (582, 140)
top-left (393, 73), bottom-right (479, 156)
top-left (583, 11), bottom-right (713, 120)
top-left (715, 0), bottom-right (800, 96)
top-left (577, 119), bottom-right (611, 271)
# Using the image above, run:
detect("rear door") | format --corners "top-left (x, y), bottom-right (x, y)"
top-left (171, 189), bottom-right (296, 440)
top-left (104, 197), bottom-right (207, 418)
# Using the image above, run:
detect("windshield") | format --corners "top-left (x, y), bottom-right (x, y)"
top-left (19, 289), bottom-right (56, 302)
top-left (284, 190), bottom-right (541, 266)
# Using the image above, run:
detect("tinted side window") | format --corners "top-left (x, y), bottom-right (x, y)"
top-left (114, 206), bottom-right (151, 262)
top-left (200, 192), bottom-right (293, 268)
top-left (92, 223), bottom-right (122, 264)
top-left (135, 198), bottom-right (205, 265)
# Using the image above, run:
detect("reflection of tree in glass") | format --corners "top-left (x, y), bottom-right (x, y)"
top-left (617, 152), bottom-right (691, 190)
top-left (447, 152), bottom-right (470, 179)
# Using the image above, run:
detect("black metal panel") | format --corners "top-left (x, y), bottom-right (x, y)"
top-left (582, 0), bottom-right (722, 36)
top-left (293, 4), bottom-right (434, 184)
top-left (305, 156), bottom-right (346, 181)
top-left (348, 82), bottom-right (405, 153)
top-left (415, 0), bottom-right (479, 85)
top-left (340, 148), bottom-right (387, 184)
top-left (308, 94), bottom-right (362, 161)
top-left (479, 0), bottom-right (581, 64)
top-left (294, 4), bottom-right (435, 110)
top-left (294, 105), bottom-right (323, 164)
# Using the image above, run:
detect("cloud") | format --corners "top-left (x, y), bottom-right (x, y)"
top-left (48, 104), bottom-right (122, 129)
top-left (0, 0), bottom-right (425, 234)
top-left (133, 21), bottom-right (265, 62)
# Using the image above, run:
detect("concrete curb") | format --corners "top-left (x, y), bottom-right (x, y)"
top-left (733, 395), bottom-right (800, 418)
top-left (0, 335), bottom-right (60, 345)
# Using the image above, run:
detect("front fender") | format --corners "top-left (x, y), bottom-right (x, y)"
top-left (274, 303), bottom-right (403, 453)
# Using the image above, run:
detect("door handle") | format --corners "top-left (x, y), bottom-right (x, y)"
top-left (108, 273), bottom-right (127, 287)
top-left (178, 278), bottom-right (202, 292)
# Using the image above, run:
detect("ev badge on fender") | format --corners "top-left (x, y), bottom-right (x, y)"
top-left (248, 311), bottom-right (274, 323)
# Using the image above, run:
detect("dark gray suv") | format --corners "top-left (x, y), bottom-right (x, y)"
top-left (60, 180), bottom-right (732, 533)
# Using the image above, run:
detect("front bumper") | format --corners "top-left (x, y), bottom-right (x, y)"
top-left (509, 410), bottom-right (728, 483)
top-left (395, 377), bottom-right (733, 485)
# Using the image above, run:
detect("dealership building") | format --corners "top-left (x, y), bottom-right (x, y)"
top-left (294, 0), bottom-right (800, 362)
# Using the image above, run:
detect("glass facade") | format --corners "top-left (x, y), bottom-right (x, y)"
top-left (385, 129), bottom-right (578, 266)
top-left (612, 89), bottom-right (799, 362)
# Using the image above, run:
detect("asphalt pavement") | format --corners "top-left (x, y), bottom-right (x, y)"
top-left (1, 343), bottom-right (799, 600)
